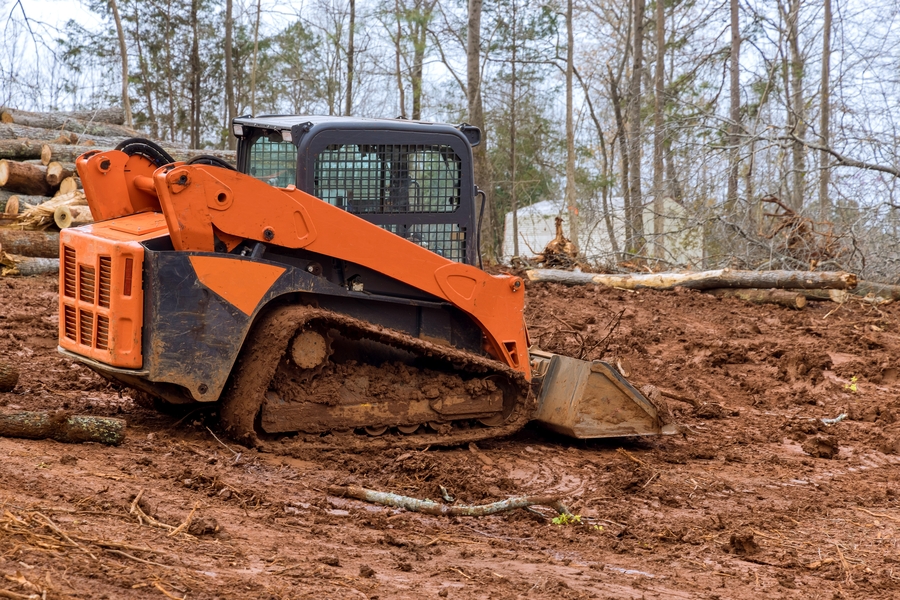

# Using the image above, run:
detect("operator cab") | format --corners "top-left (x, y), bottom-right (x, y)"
top-left (232, 115), bottom-right (482, 265)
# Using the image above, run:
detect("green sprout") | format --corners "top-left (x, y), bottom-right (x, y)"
top-left (551, 513), bottom-right (582, 526)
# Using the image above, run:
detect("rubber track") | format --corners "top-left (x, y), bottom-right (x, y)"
top-left (220, 305), bottom-right (533, 450)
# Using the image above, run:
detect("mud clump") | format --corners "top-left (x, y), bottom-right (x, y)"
top-left (801, 435), bottom-right (840, 459)
top-left (724, 532), bottom-right (760, 555)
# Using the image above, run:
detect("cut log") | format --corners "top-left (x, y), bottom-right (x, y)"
top-left (58, 176), bottom-right (79, 195)
top-left (706, 288), bottom-right (807, 310)
top-left (16, 190), bottom-right (86, 230)
top-left (0, 192), bottom-right (50, 213)
top-left (0, 229), bottom-right (59, 257)
top-left (0, 360), bottom-right (18, 392)
top-left (54, 205), bottom-right (93, 229)
top-left (0, 123), bottom-right (122, 148)
top-left (0, 139), bottom-right (51, 161)
top-left (525, 269), bottom-right (858, 291)
top-left (3, 196), bottom-right (17, 216)
top-left (0, 107), bottom-right (136, 138)
top-left (0, 251), bottom-right (59, 275)
top-left (856, 281), bottom-right (900, 302)
top-left (795, 289), bottom-right (851, 303)
top-left (61, 107), bottom-right (125, 125)
top-left (45, 161), bottom-right (74, 186)
top-left (0, 160), bottom-right (52, 196)
top-left (0, 410), bottom-right (125, 445)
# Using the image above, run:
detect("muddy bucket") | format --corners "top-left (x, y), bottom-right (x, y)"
top-left (530, 350), bottom-right (673, 438)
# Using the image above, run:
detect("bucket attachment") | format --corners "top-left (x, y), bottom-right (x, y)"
top-left (530, 349), bottom-right (675, 439)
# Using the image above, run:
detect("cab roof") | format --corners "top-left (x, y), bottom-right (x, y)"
top-left (232, 115), bottom-right (480, 146)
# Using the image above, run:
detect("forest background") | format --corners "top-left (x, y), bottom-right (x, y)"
top-left (2, 0), bottom-right (899, 281)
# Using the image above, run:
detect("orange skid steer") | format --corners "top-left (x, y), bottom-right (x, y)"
top-left (58, 116), bottom-right (672, 447)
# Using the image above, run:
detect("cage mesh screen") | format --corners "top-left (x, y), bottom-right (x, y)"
top-left (314, 144), bottom-right (461, 214)
top-left (378, 224), bottom-right (466, 262)
top-left (249, 137), bottom-right (297, 188)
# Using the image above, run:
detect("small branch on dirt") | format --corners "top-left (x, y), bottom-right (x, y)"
top-left (153, 582), bottom-right (186, 600)
top-left (104, 548), bottom-right (175, 569)
top-left (34, 512), bottom-right (97, 560)
top-left (167, 503), bottom-right (199, 537)
top-left (615, 448), bottom-right (648, 468)
top-left (834, 541), bottom-right (852, 585)
top-left (821, 413), bottom-right (847, 426)
top-left (0, 588), bottom-right (38, 600)
top-left (205, 426), bottom-right (240, 459)
top-left (656, 388), bottom-right (700, 409)
top-left (853, 507), bottom-right (900, 523)
top-left (327, 485), bottom-right (572, 517)
top-left (129, 489), bottom-right (177, 533)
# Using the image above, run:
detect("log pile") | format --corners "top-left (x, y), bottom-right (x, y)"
top-left (0, 106), bottom-right (235, 277)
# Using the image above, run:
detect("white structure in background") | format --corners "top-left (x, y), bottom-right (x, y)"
top-left (502, 197), bottom-right (703, 267)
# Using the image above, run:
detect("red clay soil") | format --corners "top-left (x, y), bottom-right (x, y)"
top-left (0, 273), bottom-right (899, 599)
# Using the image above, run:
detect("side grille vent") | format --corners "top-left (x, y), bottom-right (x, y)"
top-left (98, 256), bottom-right (111, 308)
top-left (96, 315), bottom-right (109, 350)
top-left (64, 306), bottom-right (76, 340)
top-left (63, 246), bottom-right (76, 298)
top-left (79, 265), bottom-right (95, 303)
top-left (79, 310), bottom-right (93, 346)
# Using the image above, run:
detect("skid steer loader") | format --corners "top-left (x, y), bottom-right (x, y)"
top-left (57, 115), bottom-right (673, 447)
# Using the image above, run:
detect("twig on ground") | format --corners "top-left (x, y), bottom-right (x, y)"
top-left (834, 541), bottom-right (852, 585)
top-left (616, 448), bottom-right (648, 468)
top-left (105, 549), bottom-right (175, 569)
top-left (821, 413), bottom-right (848, 426)
top-left (167, 503), bottom-right (199, 538)
top-left (205, 426), bottom-right (239, 457)
top-left (152, 582), bottom-right (185, 600)
top-left (853, 507), bottom-right (900, 523)
top-left (34, 512), bottom-right (97, 560)
top-left (129, 489), bottom-right (176, 532)
top-left (327, 485), bottom-right (572, 517)
top-left (0, 589), bottom-right (38, 600)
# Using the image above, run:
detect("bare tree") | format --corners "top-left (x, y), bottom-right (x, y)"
top-left (225, 0), bottom-right (236, 148)
top-left (626, 0), bottom-right (645, 255)
top-left (108, 0), bottom-right (132, 129)
top-left (818, 0), bottom-right (831, 218)
top-left (725, 0), bottom-right (740, 212)
top-left (467, 0), bottom-right (492, 259)
top-left (652, 0), bottom-right (666, 259)
top-left (346, 0), bottom-right (356, 115)
top-left (564, 0), bottom-right (578, 250)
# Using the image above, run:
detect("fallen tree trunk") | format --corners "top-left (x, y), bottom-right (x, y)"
top-left (525, 269), bottom-right (858, 291)
top-left (0, 141), bottom-right (236, 166)
top-left (328, 485), bottom-right (572, 517)
top-left (0, 360), bottom-right (18, 392)
top-left (0, 160), bottom-right (52, 196)
top-left (706, 288), bottom-right (807, 309)
top-left (0, 410), bottom-right (125, 445)
top-left (0, 252), bottom-right (59, 275)
top-left (0, 108), bottom-right (136, 138)
top-left (856, 281), bottom-right (900, 302)
top-left (0, 229), bottom-right (59, 257)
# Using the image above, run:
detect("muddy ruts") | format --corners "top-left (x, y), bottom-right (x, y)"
top-left (0, 410), bottom-right (125, 445)
top-left (220, 305), bottom-right (532, 449)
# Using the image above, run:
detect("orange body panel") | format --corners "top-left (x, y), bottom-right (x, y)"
top-left (152, 165), bottom-right (530, 378)
top-left (58, 213), bottom-right (169, 368)
top-left (189, 256), bottom-right (286, 315)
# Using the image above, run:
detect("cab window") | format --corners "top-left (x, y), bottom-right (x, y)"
top-left (248, 133), bottom-right (297, 188)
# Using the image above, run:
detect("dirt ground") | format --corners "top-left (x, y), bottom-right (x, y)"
top-left (1, 273), bottom-right (899, 599)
